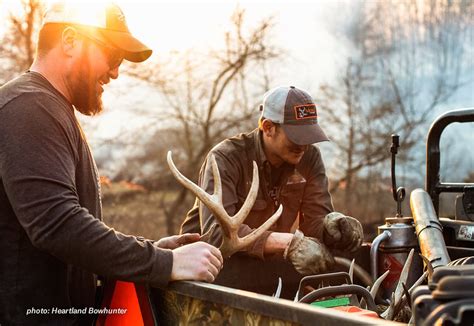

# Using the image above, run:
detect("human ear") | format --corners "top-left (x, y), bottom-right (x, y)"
top-left (61, 27), bottom-right (79, 56)
top-left (262, 119), bottom-right (276, 137)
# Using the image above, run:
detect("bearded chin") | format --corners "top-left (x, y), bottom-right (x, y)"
top-left (74, 98), bottom-right (104, 116)
top-left (72, 82), bottom-right (104, 116)
top-left (70, 51), bottom-right (104, 116)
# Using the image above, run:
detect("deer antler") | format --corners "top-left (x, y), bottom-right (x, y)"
top-left (167, 151), bottom-right (283, 258)
top-left (380, 248), bottom-right (415, 320)
top-left (370, 269), bottom-right (389, 300)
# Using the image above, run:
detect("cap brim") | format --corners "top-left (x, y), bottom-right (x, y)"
top-left (281, 123), bottom-right (329, 145)
top-left (99, 29), bottom-right (152, 62)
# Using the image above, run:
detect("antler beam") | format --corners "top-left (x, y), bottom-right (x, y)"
top-left (167, 151), bottom-right (282, 258)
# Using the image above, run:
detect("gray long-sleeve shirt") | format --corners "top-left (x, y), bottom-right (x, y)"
top-left (180, 129), bottom-right (334, 259)
top-left (0, 72), bottom-right (172, 324)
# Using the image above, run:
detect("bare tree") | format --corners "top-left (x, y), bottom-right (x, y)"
top-left (0, 2), bottom-right (280, 235)
top-left (119, 9), bottom-right (281, 234)
top-left (319, 0), bottom-right (473, 217)
top-left (0, 0), bottom-right (44, 84)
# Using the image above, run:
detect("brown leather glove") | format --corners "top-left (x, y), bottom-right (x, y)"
top-left (283, 230), bottom-right (335, 276)
top-left (323, 212), bottom-right (363, 253)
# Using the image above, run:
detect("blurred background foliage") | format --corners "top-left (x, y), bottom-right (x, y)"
top-left (1, 0), bottom-right (472, 240)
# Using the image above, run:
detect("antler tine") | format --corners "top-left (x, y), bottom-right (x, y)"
top-left (381, 248), bottom-right (414, 319)
top-left (273, 277), bottom-right (283, 298)
top-left (237, 204), bottom-right (283, 248)
top-left (209, 154), bottom-right (222, 205)
top-left (384, 293), bottom-right (396, 320)
top-left (232, 161), bottom-right (260, 227)
top-left (349, 259), bottom-right (355, 284)
top-left (167, 152), bottom-right (232, 232)
top-left (371, 270), bottom-right (389, 300)
top-left (394, 248), bottom-right (414, 304)
top-left (419, 254), bottom-right (434, 280)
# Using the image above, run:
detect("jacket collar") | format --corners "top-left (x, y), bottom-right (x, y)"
top-left (252, 128), bottom-right (268, 167)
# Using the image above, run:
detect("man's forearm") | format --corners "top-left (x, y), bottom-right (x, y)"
top-left (264, 232), bottom-right (293, 255)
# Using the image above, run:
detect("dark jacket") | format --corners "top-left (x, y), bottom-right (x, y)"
top-left (0, 72), bottom-right (172, 325)
top-left (180, 129), bottom-right (333, 259)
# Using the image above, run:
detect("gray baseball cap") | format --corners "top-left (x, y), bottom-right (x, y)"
top-left (42, 1), bottom-right (152, 62)
top-left (260, 86), bottom-right (329, 145)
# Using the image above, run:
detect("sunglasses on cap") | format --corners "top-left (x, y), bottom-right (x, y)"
top-left (76, 30), bottom-right (124, 69)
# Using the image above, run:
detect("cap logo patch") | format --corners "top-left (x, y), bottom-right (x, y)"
top-left (294, 104), bottom-right (317, 120)
top-left (117, 13), bottom-right (125, 22)
top-left (115, 7), bottom-right (126, 22)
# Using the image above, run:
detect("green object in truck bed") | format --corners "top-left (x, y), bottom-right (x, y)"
top-left (311, 297), bottom-right (351, 308)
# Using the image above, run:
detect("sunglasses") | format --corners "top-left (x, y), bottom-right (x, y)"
top-left (77, 30), bottom-right (124, 69)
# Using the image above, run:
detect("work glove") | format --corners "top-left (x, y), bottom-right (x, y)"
top-left (283, 230), bottom-right (335, 276)
top-left (323, 212), bottom-right (363, 253)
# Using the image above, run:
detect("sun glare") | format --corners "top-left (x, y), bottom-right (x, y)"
top-left (31, 0), bottom-right (238, 52)
top-left (44, 1), bottom-right (111, 28)
top-left (1, 0), bottom-right (333, 53)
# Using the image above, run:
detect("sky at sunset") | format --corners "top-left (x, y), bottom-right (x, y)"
top-left (1, 0), bottom-right (472, 163)
top-left (41, 0), bottom-right (351, 140)
top-left (1, 0), bottom-right (348, 87)
top-left (99, 0), bottom-right (349, 100)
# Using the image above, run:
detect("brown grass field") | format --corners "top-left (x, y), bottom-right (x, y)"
top-left (101, 181), bottom-right (185, 240)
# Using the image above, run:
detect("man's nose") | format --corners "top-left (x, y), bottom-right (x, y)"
top-left (108, 65), bottom-right (120, 80)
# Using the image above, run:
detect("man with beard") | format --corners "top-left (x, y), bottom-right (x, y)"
top-left (0, 2), bottom-right (222, 325)
top-left (181, 86), bottom-right (364, 277)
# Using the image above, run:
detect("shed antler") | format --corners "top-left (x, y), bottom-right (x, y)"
top-left (167, 151), bottom-right (283, 258)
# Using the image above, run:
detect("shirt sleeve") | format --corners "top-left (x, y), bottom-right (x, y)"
top-left (0, 94), bottom-right (172, 288)
top-left (298, 146), bottom-right (334, 240)
top-left (198, 151), bottom-right (271, 260)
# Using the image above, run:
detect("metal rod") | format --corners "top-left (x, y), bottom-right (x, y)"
top-left (425, 108), bottom-right (474, 214)
top-left (390, 135), bottom-right (406, 217)
top-left (370, 230), bottom-right (391, 281)
top-left (391, 134), bottom-right (400, 203)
